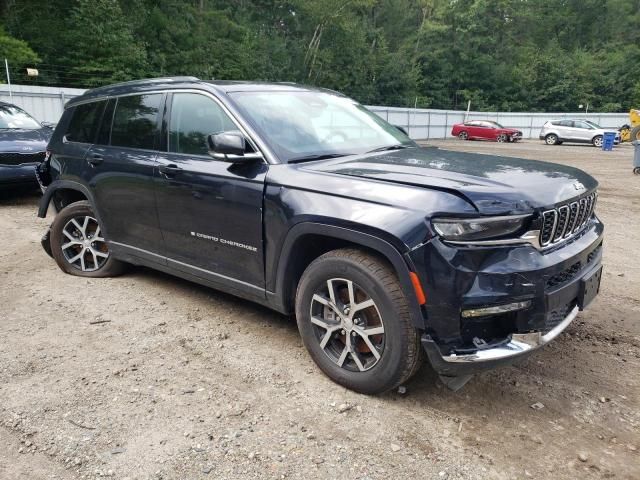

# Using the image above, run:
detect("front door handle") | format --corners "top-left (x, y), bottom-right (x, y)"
top-left (87, 153), bottom-right (103, 166)
top-left (159, 164), bottom-right (182, 177)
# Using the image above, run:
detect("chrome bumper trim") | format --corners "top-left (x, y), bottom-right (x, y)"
top-left (442, 306), bottom-right (579, 363)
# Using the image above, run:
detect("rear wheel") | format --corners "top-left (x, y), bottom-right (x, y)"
top-left (592, 135), bottom-right (603, 148)
top-left (50, 201), bottom-right (126, 277)
top-left (634, 167), bottom-right (640, 175)
top-left (295, 248), bottom-right (422, 394)
top-left (545, 134), bottom-right (559, 145)
top-left (458, 131), bottom-right (469, 140)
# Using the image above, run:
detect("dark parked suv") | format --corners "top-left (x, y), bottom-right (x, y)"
top-left (37, 77), bottom-right (604, 393)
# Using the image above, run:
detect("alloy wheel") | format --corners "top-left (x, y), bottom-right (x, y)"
top-left (309, 278), bottom-right (385, 372)
top-left (61, 216), bottom-right (109, 272)
top-left (593, 136), bottom-right (603, 147)
top-left (545, 135), bottom-right (557, 145)
top-left (497, 134), bottom-right (507, 142)
top-left (458, 131), bottom-right (468, 140)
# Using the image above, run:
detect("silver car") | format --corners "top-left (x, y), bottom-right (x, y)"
top-left (539, 119), bottom-right (620, 147)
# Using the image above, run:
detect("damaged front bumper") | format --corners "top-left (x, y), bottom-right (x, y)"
top-left (409, 217), bottom-right (604, 389)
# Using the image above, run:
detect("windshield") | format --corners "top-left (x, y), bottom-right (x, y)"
top-left (0, 104), bottom-right (41, 130)
top-left (229, 91), bottom-right (415, 163)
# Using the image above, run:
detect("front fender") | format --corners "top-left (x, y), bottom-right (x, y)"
top-left (269, 221), bottom-right (427, 330)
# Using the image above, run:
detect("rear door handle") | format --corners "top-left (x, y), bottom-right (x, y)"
top-left (159, 164), bottom-right (182, 177)
top-left (87, 153), bottom-right (103, 166)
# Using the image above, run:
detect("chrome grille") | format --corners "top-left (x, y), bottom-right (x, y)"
top-left (540, 192), bottom-right (597, 247)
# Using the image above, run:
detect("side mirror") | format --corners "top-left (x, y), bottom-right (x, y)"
top-left (41, 121), bottom-right (56, 130)
top-left (394, 125), bottom-right (408, 136)
top-left (207, 131), bottom-right (262, 163)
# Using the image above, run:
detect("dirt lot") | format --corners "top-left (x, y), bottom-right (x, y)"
top-left (1, 140), bottom-right (638, 480)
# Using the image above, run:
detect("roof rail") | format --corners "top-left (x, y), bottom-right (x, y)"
top-left (86, 76), bottom-right (200, 94)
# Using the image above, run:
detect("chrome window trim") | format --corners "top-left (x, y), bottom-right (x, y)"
top-left (64, 87), bottom-right (276, 164)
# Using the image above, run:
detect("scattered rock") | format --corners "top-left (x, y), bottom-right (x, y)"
top-left (397, 386), bottom-right (407, 395)
top-left (530, 402), bottom-right (545, 410)
top-left (599, 397), bottom-right (609, 403)
top-left (390, 443), bottom-right (402, 452)
top-left (312, 457), bottom-right (325, 465)
top-left (202, 466), bottom-right (212, 474)
top-left (337, 403), bottom-right (353, 413)
top-left (111, 447), bottom-right (126, 455)
top-left (578, 452), bottom-right (589, 462)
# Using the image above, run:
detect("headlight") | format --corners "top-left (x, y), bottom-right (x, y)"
top-left (432, 215), bottom-right (531, 242)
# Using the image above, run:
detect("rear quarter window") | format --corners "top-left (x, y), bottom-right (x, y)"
top-left (65, 101), bottom-right (106, 143)
top-left (110, 94), bottom-right (162, 150)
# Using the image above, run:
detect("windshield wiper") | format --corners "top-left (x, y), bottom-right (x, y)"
top-left (367, 144), bottom-right (414, 153)
top-left (288, 153), bottom-right (355, 164)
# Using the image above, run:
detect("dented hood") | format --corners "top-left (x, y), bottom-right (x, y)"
top-left (303, 146), bottom-right (598, 214)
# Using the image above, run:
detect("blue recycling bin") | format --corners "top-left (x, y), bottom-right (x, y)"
top-left (602, 132), bottom-right (616, 151)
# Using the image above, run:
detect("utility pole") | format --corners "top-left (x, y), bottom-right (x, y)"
top-left (4, 59), bottom-right (12, 100)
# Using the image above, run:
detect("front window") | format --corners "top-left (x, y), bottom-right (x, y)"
top-left (0, 104), bottom-right (41, 130)
top-left (229, 91), bottom-right (414, 162)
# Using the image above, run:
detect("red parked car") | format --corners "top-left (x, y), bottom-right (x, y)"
top-left (451, 120), bottom-right (522, 142)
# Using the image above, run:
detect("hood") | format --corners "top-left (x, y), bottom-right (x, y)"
top-left (0, 128), bottom-right (50, 153)
top-left (302, 147), bottom-right (598, 214)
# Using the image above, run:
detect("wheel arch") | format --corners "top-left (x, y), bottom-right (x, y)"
top-left (269, 222), bottom-right (427, 329)
top-left (38, 180), bottom-right (95, 218)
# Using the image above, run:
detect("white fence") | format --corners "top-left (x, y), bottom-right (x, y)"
top-left (0, 84), bottom-right (86, 123)
top-left (0, 84), bottom-right (629, 139)
top-left (367, 106), bottom-right (629, 140)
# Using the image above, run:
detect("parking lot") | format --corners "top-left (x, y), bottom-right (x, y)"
top-left (0, 139), bottom-right (638, 480)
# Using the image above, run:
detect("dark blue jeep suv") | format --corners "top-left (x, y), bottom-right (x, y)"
top-left (37, 77), bottom-right (604, 393)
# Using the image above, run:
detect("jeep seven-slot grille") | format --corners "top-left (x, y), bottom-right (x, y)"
top-left (539, 192), bottom-right (597, 247)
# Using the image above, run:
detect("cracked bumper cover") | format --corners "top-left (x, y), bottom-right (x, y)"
top-left (421, 304), bottom-right (578, 377)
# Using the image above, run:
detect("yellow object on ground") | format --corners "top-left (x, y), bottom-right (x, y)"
top-left (620, 109), bottom-right (640, 142)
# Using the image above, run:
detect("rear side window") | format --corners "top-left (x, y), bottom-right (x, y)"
top-left (168, 93), bottom-right (236, 156)
top-left (111, 94), bottom-right (162, 150)
top-left (65, 101), bottom-right (106, 143)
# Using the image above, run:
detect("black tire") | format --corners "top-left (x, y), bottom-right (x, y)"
top-left (634, 167), bottom-right (640, 175)
top-left (545, 134), bottom-right (559, 145)
top-left (458, 131), bottom-right (469, 140)
top-left (50, 200), bottom-right (126, 277)
top-left (631, 125), bottom-right (640, 143)
top-left (592, 135), bottom-right (603, 148)
top-left (295, 248), bottom-right (422, 395)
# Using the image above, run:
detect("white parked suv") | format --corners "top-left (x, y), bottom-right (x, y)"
top-left (539, 119), bottom-right (621, 147)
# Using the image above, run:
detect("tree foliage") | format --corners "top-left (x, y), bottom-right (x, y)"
top-left (1, 0), bottom-right (639, 111)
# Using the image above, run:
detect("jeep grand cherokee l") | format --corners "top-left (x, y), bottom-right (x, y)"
top-left (37, 77), bottom-right (604, 394)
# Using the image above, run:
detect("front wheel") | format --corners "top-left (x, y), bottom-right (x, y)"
top-left (496, 134), bottom-right (508, 143)
top-left (50, 200), bottom-right (126, 277)
top-left (458, 131), bottom-right (469, 140)
top-left (295, 249), bottom-right (422, 394)
top-left (592, 135), bottom-right (603, 148)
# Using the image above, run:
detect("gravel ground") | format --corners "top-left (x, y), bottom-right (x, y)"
top-left (1, 139), bottom-right (638, 480)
